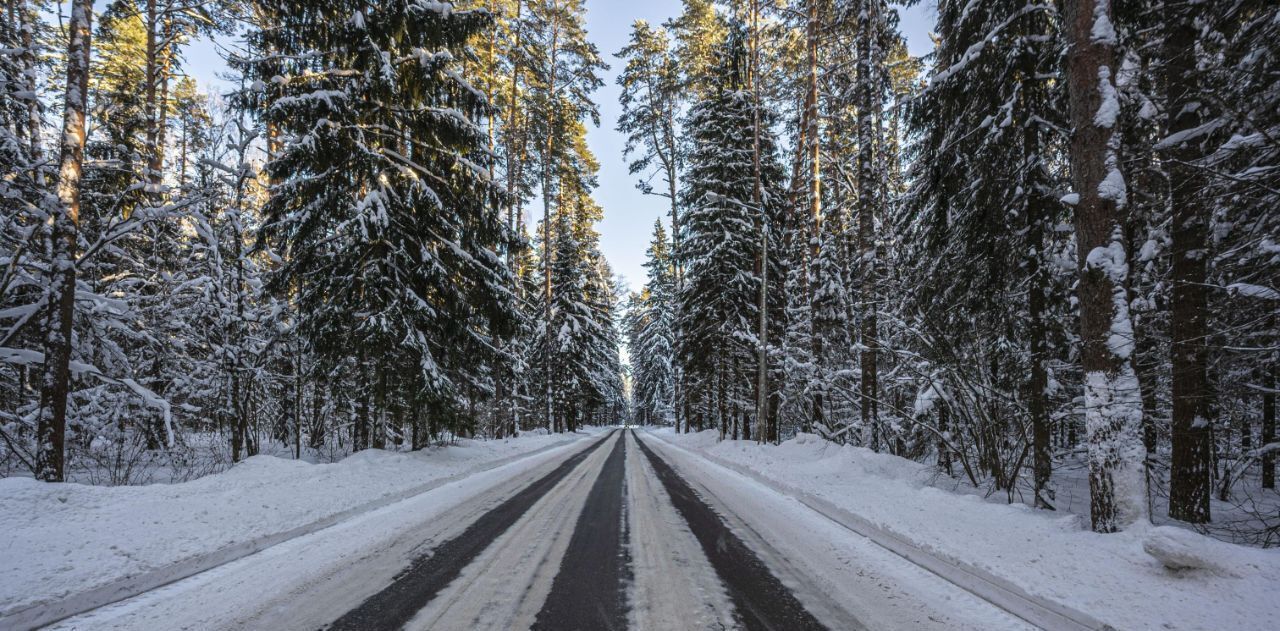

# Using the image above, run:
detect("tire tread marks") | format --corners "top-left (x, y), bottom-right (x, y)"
top-left (633, 433), bottom-right (827, 631)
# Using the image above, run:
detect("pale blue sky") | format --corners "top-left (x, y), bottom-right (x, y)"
top-left (173, 1), bottom-right (938, 293)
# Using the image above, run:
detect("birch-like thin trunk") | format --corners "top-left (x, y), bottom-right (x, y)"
top-left (1262, 336), bottom-right (1275, 489)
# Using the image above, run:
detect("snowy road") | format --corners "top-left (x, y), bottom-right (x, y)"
top-left (53, 429), bottom-right (1031, 630)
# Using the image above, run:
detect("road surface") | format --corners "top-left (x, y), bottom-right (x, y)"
top-left (54, 429), bottom-right (1031, 630)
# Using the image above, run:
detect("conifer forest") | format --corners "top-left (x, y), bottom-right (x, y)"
top-left (1, 1), bottom-right (1278, 629)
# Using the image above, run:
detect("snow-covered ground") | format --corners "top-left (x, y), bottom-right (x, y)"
top-left (647, 428), bottom-right (1280, 631)
top-left (0, 428), bottom-right (607, 629)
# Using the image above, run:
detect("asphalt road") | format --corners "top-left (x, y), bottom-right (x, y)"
top-left (52, 427), bottom-right (1030, 631)
top-left (326, 428), bottom-right (830, 630)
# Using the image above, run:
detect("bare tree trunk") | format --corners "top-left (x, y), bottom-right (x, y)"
top-left (144, 0), bottom-right (161, 187)
top-left (1062, 0), bottom-right (1147, 533)
top-left (806, 0), bottom-right (824, 432)
top-left (294, 350), bottom-right (302, 459)
top-left (756, 223), bottom-right (769, 443)
top-left (151, 21), bottom-right (172, 187)
top-left (354, 357), bottom-right (371, 451)
top-left (373, 368), bottom-right (387, 450)
top-left (541, 18), bottom-right (559, 433)
top-left (938, 404), bottom-right (953, 476)
top-left (34, 0), bottom-right (93, 482)
top-left (748, 0), bottom-right (769, 443)
top-left (1263, 349), bottom-right (1276, 490)
top-left (1027, 149), bottom-right (1053, 510)
top-left (660, 66), bottom-right (683, 438)
top-left (1020, 12), bottom-right (1054, 509)
top-left (17, 1), bottom-right (42, 160)
top-left (504, 0), bottom-right (524, 261)
top-left (857, 0), bottom-right (880, 450)
top-left (1163, 0), bottom-right (1212, 524)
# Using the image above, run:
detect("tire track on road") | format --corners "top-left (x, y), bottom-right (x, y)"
top-left (633, 433), bottom-right (827, 631)
top-left (531, 429), bottom-right (630, 631)
top-left (327, 429), bottom-right (618, 630)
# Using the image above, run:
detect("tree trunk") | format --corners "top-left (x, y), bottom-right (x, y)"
top-left (806, 0), bottom-right (824, 433)
top-left (746, 0), bottom-right (769, 443)
top-left (542, 21), bottom-right (559, 433)
top-left (1163, 0), bottom-right (1213, 524)
top-left (857, 0), bottom-right (880, 451)
top-left (1263, 356), bottom-right (1276, 490)
top-left (18, 2), bottom-right (43, 160)
top-left (355, 359), bottom-right (371, 451)
top-left (34, 0), bottom-right (93, 482)
top-left (144, 0), bottom-right (162, 187)
top-left (1020, 18), bottom-right (1054, 509)
top-left (152, 23), bottom-right (172, 187)
top-left (373, 368), bottom-right (387, 450)
top-left (938, 405), bottom-right (953, 477)
top-left (755, 202), bottom-right (770, 444)
top-left (1062, 0), bottom-right (1148, 533)
top-left (1027, 153), bottom-right (1053, 510)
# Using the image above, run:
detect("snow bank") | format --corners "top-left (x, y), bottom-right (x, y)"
top-left (0, 429), bottom-right (606, 628)
top-left (651, 428), bottom-right (1280, 631)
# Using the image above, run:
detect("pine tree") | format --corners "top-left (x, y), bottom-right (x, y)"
top-left (616, 20), bottom-right (683, 262)
top-left (666, 0), bottom-right (727, 99)
top-left (524, 0), bottom-right (606, 431)
top-left (33, 0), bottom-right (94, 482)
top-left (855, 0), bottom-right (883, 449)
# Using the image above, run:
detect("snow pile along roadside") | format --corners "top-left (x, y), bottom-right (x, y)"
top-left (649, 428), bottom-right (1280, 631)
top-left (0, 428), bottom-right (606, 627)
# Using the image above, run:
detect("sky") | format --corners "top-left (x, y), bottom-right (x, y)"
top-left (172, 0), bottom-right (939, 293)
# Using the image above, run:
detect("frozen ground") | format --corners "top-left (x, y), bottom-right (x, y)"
top-left (648, 427), bottom-right (1280, 631)
top-left (0, 427), bottom-right (605, 628)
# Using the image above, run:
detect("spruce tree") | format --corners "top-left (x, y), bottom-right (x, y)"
top-left (240, 0), bottom-right (519, 444)
top-left (678, 25), bottom-right (785, 438)
top-left (904, 0), bottom-right (1066, 499)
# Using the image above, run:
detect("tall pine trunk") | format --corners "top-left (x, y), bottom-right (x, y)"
top-left (1163, 0), bottom-right (1212, 524)
top-left (542, 18), bottom-right (559, 433)
top-left (34, 0), bottom-right (93, 482)
top-left (1020, 11), bottom-right (1054, 510)
top-left (856, 0), bottom-right (880, 450)
top-left (144, 0), bottom-right (164, 188)
top-left (748, 0), bottom-right (769, 442)
top-left (806, 0), bottom-right (823, 432)
top-left (1062, 0), bottom-right (1147, 533)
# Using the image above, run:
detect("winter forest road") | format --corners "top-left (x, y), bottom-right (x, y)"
top-left (53, 429), bottom-right (1032, 631)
